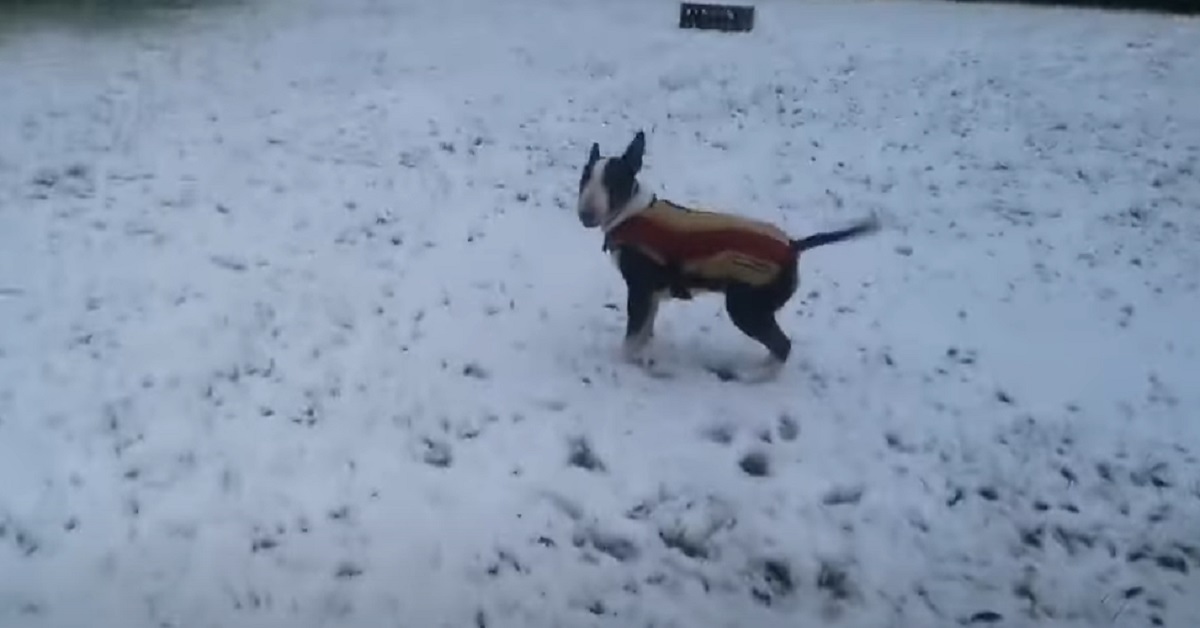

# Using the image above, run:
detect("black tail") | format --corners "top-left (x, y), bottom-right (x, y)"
top-left (790, 214), bottom-right (880, 253)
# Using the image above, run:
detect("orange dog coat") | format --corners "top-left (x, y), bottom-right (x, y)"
top-left (603, 199), bottom-right (794, 287)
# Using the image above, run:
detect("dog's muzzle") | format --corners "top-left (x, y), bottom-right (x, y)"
top-left (578, 209), bottom-right (601, 228)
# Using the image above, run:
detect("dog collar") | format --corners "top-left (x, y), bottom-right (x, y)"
top-left (602, 194), bottom-right (657, 252)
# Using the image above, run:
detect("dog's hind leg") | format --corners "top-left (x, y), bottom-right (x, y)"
top-left (724, 289), bottom-right (791, 383)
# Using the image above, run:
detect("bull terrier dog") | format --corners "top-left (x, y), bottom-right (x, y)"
top-left (577, 130), bottom-right (880, 382)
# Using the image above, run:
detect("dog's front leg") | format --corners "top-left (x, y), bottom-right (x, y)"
top-left (622, 288), bottom-right (659, 364)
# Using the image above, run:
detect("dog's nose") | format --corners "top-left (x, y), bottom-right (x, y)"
top-left (579, 211), bottom-right (598, 227)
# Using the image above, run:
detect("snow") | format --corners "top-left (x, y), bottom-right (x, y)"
top-left (1, 0), bottom-right (1199, 625)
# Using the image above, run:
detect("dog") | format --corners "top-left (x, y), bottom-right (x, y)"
top-left (577, 130), bottom-right (880, 382)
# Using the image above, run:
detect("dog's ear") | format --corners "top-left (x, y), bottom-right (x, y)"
top-left (622, 131), bottom-right (645, 173)
top-left (588, 142), bottom-right (600, 164)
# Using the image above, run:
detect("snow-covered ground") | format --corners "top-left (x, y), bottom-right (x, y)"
top-left (2, 0), bottom-right (1199, 625)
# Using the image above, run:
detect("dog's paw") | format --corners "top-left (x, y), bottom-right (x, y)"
top-left (620, 340), bottom-right (674, 378)
top-left (621, 342), bottom-right (646, 365)
top-left (628, 354), bottom-right (675, 379)
top-left (723, 358), bottom-right (784, 384)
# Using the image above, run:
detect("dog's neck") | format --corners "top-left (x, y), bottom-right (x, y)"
top-left (602, 183), bottom-right (656, 233)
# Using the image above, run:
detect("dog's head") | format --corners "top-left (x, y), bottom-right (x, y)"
top-left (577, 130), bottom-right (646, 229)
